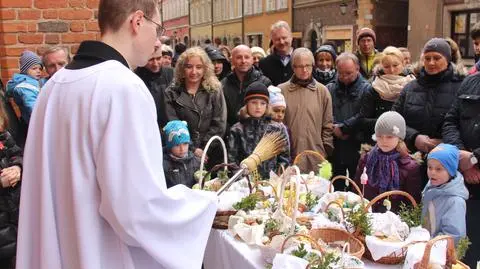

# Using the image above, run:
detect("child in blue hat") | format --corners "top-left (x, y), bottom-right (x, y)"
top-left (422, 143), bottom-right (469, 244)
top-left (162, 120), bottom-right (200, 188)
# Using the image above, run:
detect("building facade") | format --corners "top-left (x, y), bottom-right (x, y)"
top-left (189, 0), bottom-right (213, 46)
top-left (409, 0), bottom-right (480, 64)
top-left (243, 0), bottom-right (292, 51)
top-left (293, 0), bottom-right (408, 54)
top-left (161, 0), bottom-right (189, 47)
top-left (293, 0), bottom-right (356, 53)
top-left (212, 0), bottom-right (243, 48)
top-left (0, 0), bottom-right (101, 85)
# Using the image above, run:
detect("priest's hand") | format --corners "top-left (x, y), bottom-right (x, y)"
top-left (1, 165), bottom-right (21, 187)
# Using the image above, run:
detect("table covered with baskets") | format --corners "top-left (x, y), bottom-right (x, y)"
top-left (204, 229), bottom-right (402, 269)
top-left (196, 135), bottom-right (470, 269)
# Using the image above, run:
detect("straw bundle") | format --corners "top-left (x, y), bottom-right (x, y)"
top-left (240, 130), bottom-right (288, 172)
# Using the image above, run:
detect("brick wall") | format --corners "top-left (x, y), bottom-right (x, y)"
top-left (0, 0), bottom-right (101, 85)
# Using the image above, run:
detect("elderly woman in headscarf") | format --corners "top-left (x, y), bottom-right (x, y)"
top-left (277, 48), bottom-right (334, 172)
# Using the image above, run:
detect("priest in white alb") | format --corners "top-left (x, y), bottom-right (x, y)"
top-left (15, 0), bottom-right (217, 268)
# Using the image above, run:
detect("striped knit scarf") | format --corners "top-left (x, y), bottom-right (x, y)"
top-left (365, 146), bottom-right (401, 192)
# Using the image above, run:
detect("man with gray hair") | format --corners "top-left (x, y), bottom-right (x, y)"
top-left (259, 20), bottom-right (294, 86)
top-left (42, 46), bottom-right (70, 78)
top-left (326, 52), bottom-right (372, 188)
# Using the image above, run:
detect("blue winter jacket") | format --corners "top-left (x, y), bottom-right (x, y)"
top-left (6, 73), bottom-right (41, 124)
top-left (421, 171), bottom-right (469, 244)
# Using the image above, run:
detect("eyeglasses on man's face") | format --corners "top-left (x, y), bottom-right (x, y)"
top-left (143, 15), bottom-right (166, 38)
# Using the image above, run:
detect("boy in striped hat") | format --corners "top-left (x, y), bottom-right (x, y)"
top-left (6, 50), bottom-right (44, 124)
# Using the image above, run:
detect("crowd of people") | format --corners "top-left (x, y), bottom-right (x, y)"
top-left (0, 3), bottom-right (480, 267)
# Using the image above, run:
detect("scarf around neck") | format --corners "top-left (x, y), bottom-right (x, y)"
top-left (365, 146), bottom-right (401, 192)
top-left (315, 68), bottom-right (336, 83)
top-left (291, 75), bottom-right (316, 89)
top-left (372, 74), bottom-right (415, 102)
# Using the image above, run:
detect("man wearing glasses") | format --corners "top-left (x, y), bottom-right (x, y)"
top-left (15, 0), bottom-right (217, 269)
top-left (326, 53), bottom-right (372, 189)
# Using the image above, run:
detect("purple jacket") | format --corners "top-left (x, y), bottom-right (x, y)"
top-left (354, 152), bottom-right (422, 212)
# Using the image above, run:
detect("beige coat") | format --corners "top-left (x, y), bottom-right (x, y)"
top-left (278, 80), bottom-right (334, 173)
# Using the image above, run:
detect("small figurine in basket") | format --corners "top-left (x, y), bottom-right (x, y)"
top-left (422, 143), bottom-right (469, 244)
top-left (227, 82), bottom-right (290, 179)
top-left (162, 120), bottom-right (200, 188)
top-left (354, 111), bottom-right (422, 212)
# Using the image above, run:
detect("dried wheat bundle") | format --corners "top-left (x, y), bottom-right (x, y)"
top-left (241, 130), bottom-right (288, 172)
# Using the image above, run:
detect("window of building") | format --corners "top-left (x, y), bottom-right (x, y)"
top-left (451, 9), bottom-right (480, 58)
top-left (238, 0), bottom-right (243, 17)
top-left (253, 0), bottom-right (262, 14)
top-left (277, 0), bottom-right (287, 9)
top-left (247, 34), bottom-right (263, 47)
top-left (266, 0), bottom-right (274, 12)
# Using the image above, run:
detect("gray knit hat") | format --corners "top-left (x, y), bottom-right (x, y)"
top-left (374, 111), bottom-right (406, 140)
top-left (19, 50), bottom-right (43, 75)
top-left (423, 38), bottom-right (452, 62)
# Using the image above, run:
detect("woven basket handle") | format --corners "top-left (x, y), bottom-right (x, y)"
top-left (414, 235), bottom-right (455, 269)
top-left (252, 180), bottom-right (278, 200)
top-left (329, 175), bottom-right (363, 198)
top-left (365, 190), bottom-right (417, 212)
top-left (293, 150), bottom-right (326, 169)
top-left (198, 135), bottom-right (228, 188)
top-left (281, 233), bottom-right (323, 253)
top-left (275, 166), bottom-right (301, 235)
top-left (319, 201), bottom-right (346, 221)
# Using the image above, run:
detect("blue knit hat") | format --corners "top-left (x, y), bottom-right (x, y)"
top-left (19, 50), bottom-right (43, 75)
top-left (428, 143), bottom-right (459, 177)
top-left (163, 120), bottom-right (191, 149)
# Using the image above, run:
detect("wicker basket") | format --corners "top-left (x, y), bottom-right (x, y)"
top-left (259, 166), bottom-right (302, 264)
top-left (328, 175), bottom-right (363, 196)
top-left (198, 136), bottom-right (248, 229)
top-left (318, 200), bottom-right (347, 229)
top-left (281, 233), bottom-right (324, 254)
top-left (198, 135), bottom-right (228, 189)
top-left (252, 180), bottom-right (278, 201)
top-left (414, 235), bottom-right (470, 269)
top-left (293, 150), bottom-right (326, 174)
top-left (309, 228), bottom-right (365, 259)
top-left (357, 190), bottom-right (418, 264)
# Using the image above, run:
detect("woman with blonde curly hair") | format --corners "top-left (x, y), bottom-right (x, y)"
top-left (164, 47), bottom-right (227, 158)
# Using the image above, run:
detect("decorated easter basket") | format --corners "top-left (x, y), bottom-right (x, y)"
top-left (328, 175), bottom-right (363, 196)
top-left (306, 242), bottom-right (365, 269)
top-left (414, 235), bottom-right (470, 269)
top-left (315, 175), bottom-right (368, 215)
top-left (356, 190), bottom-right (418, 264)
top-left (309, 227), bottom-right (364, 260)
top-left (197, 136), bottom-right (252, 229)
top-left (281, 233), bottom-right (324, 254)
top-left (293, 150), bottom-right (326, 173)
top-left (258, 166), bottom-right (301, 264)
top-left (293, 150), bottom-right (334, 198)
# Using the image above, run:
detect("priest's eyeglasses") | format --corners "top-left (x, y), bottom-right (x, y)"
top-left (143, 15), bottom-right (166, 38)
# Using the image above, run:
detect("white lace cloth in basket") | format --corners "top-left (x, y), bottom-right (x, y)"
top-left (366, 226), bottom-right (430, 261)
